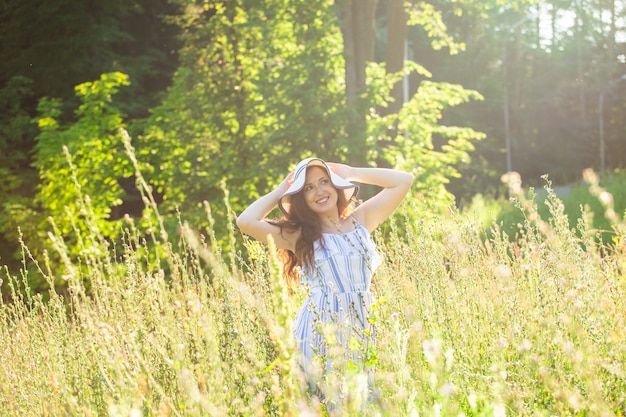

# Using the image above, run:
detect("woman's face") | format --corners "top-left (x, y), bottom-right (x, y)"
top-left (302, 166), bottom-right (338, 216)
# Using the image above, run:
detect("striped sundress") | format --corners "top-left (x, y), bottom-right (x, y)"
top-left (293, 219), bottom-right (382, 380)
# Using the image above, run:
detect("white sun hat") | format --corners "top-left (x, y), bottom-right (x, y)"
top-left (278, 157), bottom-right (358, 216)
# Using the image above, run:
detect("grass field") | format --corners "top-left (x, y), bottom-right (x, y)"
top-left (1, 173), bottom-right (625, 416)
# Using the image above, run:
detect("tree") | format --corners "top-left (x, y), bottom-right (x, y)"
top-left (0, 0), bottom-right (180, 280)
top-left (141, 0), bottom-right (487, 231)
top-left (30, 73), bottom-right (133, 263)
top-left (337, 0), bottom-right (485, 207)
top-left (137, 0), bottom-right (350, 248)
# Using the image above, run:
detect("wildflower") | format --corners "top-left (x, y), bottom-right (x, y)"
top-left (444, 349), bottom-right (454, 369)
top-left (501, 171), bottom-right (522, 195)
top-left (605, 208), bottom-right (618, 222)
top-left (493, 403), bottom-right (506, 417)
top-left (439, 382), bottom-right (456, 397)
top-left (518, 339), bottom-right (532, 353)
top-left (467, 393), bottom-right (477, 409)
top-left (599, 191), bottom-right (613, 206)
top-left (423, 339), bottom-right (442, 365)
top-left (498, 337), bottom-right (508, 349)
top-left (494, 264), bottom-right (512, 280)
top-left (568, 392), bottom-right (582, 410)
top-left (582, 168), bottom-right (598, 185)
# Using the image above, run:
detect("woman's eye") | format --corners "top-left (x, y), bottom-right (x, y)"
top-left (321, 178), bottom-right (329, 185)
top-left (304, 185), bottom-right (313, 192)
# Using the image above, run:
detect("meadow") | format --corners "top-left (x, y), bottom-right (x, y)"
top-left (1, 171), bottom-right (624, 416)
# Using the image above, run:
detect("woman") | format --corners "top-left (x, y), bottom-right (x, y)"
top-left (236, 157), bottom-right (413, 396)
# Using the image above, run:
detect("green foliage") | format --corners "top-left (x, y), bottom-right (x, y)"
top-left (9, 0), bottom-right (490, 285)
top-left (3, 0), bottom-right (626, 283)
top-left (139, 0), bottom-right (350, 249)
top-left (0, 76), bottom-right (34, 162)
top-left (395, 80), bottom-right (485, 205)
top-left (365, 61), bottom-right (486, 212)
top-left (31, 72), bottom-right (133, 259)
top-left (1, 0), bottom-right (180, 285)
top-left (406, 2), bottom-right (466, 54)
top-left (129, 0), bottom-right (488, 261)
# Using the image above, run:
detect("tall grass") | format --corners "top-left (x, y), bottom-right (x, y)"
top-left (1, 165), bottom-right (625, 416)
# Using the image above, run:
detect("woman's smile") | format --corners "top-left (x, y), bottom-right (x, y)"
top-left (315, 196), bottom-right (330, 205)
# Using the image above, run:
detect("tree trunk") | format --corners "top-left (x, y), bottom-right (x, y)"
top-left (340, 0), bottom-right (377, 99)
top-left (338, 0), bottom-right (377, 165)
top-left (384, 0), bottom-right (407, 116)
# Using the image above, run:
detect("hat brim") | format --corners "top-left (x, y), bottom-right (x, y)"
top-left (278, 158), bottom-right (358, 216)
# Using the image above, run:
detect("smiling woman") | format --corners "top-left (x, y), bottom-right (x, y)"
top-left (299, 166), bottom-right (341, 217)
top-left (236, 157), bottom-right (413, 408)
top-left (277, 158), bottom-right (358, 225)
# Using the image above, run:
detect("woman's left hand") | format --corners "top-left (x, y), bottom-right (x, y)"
top-left (326, 162), bottom-right (352, 180)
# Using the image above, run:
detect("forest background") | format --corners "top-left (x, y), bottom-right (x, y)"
top-left (1, 0), bottom-right (626, 297)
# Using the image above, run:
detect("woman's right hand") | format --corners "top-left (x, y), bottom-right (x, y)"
top-left (277, 171), bottom-right (295, 194)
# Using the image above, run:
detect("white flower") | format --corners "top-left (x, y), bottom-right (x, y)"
top-left (493, 402), bottom-right (506, 417)
top-left (494, 264), bottom-right (512, 279)
top-left (518, 339), bottom-right (532, 353)
top-left (423, 339), bottom-right (443, 365)
top-left (467, 393), bottom-right (477, 409)
top-left (599, 191), bottom-right (613, 206)
top-left (439, 382), bottom-right (456, 397)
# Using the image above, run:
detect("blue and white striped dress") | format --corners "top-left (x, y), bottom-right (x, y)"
top-left (293, 219), bottom-right (382, 377)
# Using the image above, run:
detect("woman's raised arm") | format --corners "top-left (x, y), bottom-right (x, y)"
top-left (328, 163), bottom-right (413, 232)
top-left (236, 175), bottom-right (298, 251)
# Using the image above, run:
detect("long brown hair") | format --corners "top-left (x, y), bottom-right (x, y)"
top-left (271, 167), bottom-right (354, 285)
